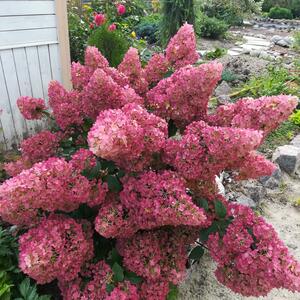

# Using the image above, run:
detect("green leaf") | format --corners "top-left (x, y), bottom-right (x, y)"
top-left (124, 271), bottom-right (143, 284)
top-left (106, 283), bottom-right (115, 293)
top-left (167, 284), bottom-right (179, 300)
top-left (18, 278), bottom-right (51, 300)
top-left (110, 248), bottom-right (122, 265)
top-left (199, 221), bottom-right (219, 242)
top-left (214, 200), bottom-right (227, 219)
top-left (106, 175), bottom-right (122, 192)
top-left (196, 198), bottom-right (209, 212)
top-left (189, 246), bottom-right (205, 261)
top-left (112, 262), bottom-right (124, 282)
top-left (168, 119), bottom-right (178, 137)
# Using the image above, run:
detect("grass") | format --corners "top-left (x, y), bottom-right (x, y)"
top-left (259, 121), bottom-right (300, 157)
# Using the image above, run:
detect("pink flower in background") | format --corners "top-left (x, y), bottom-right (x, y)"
top-left (17, 96), bottom-right (46, 120)
top-left (108, 23), bottom-right (117, 31)
top-left (116, 4), bottom-right (126, 15)
top-left (89, 23), bottom-right (94, 29)
top-left (94, 13), bottom-right (106, 26)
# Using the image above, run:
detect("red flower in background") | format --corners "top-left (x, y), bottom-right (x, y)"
top-left (89, 23), bottom-right (94, 29)
top-left (116, 4), bottom-right (126, 15)
top-left (94, 13), bottom-right (106, 26)
top-left (108, 23), bottom-right (117, 31)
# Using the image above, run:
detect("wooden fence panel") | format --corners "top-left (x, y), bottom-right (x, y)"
top-left (0, 0), bottom-right (71, 150)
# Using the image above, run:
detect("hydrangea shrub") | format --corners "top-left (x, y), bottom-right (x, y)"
top-left (0, 24), bottom-right (299, 299)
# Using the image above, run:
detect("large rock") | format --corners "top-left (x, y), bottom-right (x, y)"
top-left (276, 39), bottom-right (290, 48)
top-left (271, 35), bottom-right (282, 43)
top-left (259, 167), bottom-right (282, 189)
top-left (215, 81), bottom-right (231, 97)
top-left (236, 195), bottom-right (256, 208)
top-left (291, 135), bottom-right (300, 148)
top-left (272, 145), bottom-right (300, 175)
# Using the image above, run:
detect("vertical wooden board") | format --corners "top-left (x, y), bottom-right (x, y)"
top-left (0, 118), bottom-right (7, 151)
top-left (0, 49), bottom-right (27, 143)
top-left (0, 57), bottom-right (16, 148)
top-left (37, 45), bottom-right (52, 100)
top-left (13, 47), bottom-right (37, 136)
top-left (25, 46), bottom-right (47, 133)
top-left (49, 44), bottom-right (62, 82)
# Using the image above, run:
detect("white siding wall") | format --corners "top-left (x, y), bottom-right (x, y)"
top-left (0, 0), bottom-right (66, 150)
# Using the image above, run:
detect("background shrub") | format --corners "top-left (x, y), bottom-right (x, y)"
top-left (197, 15), bottom-right (229, 39)
top-left (135, 14), bottom-right (160, 44)
top-left (88, 26), bottom-right (129, 67)
top-left (160, 0), bottom-right (196, 45)
top-left (262, 0), bottom-right (299, 17)
top-left (269, 6), bottom-right (293, 19)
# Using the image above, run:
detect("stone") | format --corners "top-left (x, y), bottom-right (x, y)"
top-left (272, 145), bottom-right (300, 175)
top-left (271, 35), bottom-right (282, 43)
top-left (283, 36), bottom-right (293, 45)
top-left (259, 167), bottom-right (282, 189)
top-left (276, 39), bottom-right (290, 47)
top-left (236, 195), bottom-right (257, 208)
top-left (291, 135), bottom-right (300, 148)
top-left (217, 95), bottom-right (231, 105)
top-left (242, 181), bottom-right (266, 203)
top-left (250, 49), bottom-right (261, 57)
top-left (259, 51), bottom-right (274, 61)
top-left (215, 81), bottom-right (231, 97)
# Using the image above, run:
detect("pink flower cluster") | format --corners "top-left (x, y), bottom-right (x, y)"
top-left (17, 96), bottom-right (46, 120)
top-left (20, 130), bottom-right (59, 163)
top-left (208, 203), bottom-right (300, 297)
top-left (117, 227), bottom-right (198, 284)
top-left (163, 121), bottom-right (265, 181)
top-left (70, 148), bottom-right (96, 172)
top-left (0, 158), bottom-right (91, 226)
top-left (95, 171), bottom-right (207, 238)
top-left (209, 95), bottom-right (298, 136)
top-left (165, 23), bottom-right (199, 69)
top-left (4, 157), bottom-right (32, 177)
top-left (118, 47), bottom-right (149, 95)
top-left (88, 103), bottom-right (167, 171)
top-left (19, 215), bottom-right (93, 284)
top-left (147, 63), bottom-right (222, 127)
top-left (60, 260), bottom-right (139, 300)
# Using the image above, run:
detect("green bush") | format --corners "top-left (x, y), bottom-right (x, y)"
top-left (160, 0), bottom-right (196, 45)
top-left (68, 11), bottom-right (89, 63)
top-left (290, 110), bottom-right (300, 126)
top-left (88, 26), bottom-right (129, 67)
top-left (269, 6), bottom-right (293, 19)
top-left (135, 14), bottom-right (160, 44)
top-left (291, 0), bottom-right (300, 17)
top-left (293, 31), bottom-right (300, 52)
top-left (262, 0), bottom-right (300, 16)
top-left (198, 16), bottom-right (229, 39)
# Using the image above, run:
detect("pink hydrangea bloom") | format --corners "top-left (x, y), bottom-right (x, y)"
top-left (70, 149), bottom-right (97, 173)
top-left (95, 194), bottom-right (137, 238)
top-left (20, 131), bottom-right (59, 163)
top-left (208, 203), bottom-right (300, 297)
top-left (82, 69), bottom-right (143, 119)
top-left (71, 62), bottom-right (94, 90)
top-left (118, 47), bottom-right (148, 94)
top-left (165, 23), bottom-right (199, 69)
top-left (117, 227), bottom-right (198, 284)
top-left (88, 103), bottom-right (167, 171)
top-left (3, 157), bottom-right (32, 177)
top-left (0, 158), bottom-right (91, 226)
top-left (48, 81), bottom-right (84, 129)
top-left (120, 171), bottom-right (207, 229)
top-left (85, 46), bottom-right (109, 70)
top-left (139, 281), bottom-right (170, 300)
top-left (144, 53), bottom-right (170, 84)
top-left (208, 95), bottom-right (298, 136)
top-left (19, 215), bottom-right (93, 284)
top-left (147, 63), bottom-right (222, 127)
top-left (88, 181), bottom-right (109, 208)
top-left (235, 152), bottom-right (277, 180)
top-left (163, 121), bottom-right (263, 181)
top-left (17, 96), bottom-right (46, 120)
top-left (105, 67), bottom-right (130, 87)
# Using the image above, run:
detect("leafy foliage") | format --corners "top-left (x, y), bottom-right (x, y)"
top-left (197, 15), bottom-right (229, 39)
top-left (290, 110), bottom-right (300, 126)
top-left (15, 278), bottom-right (51, 300)
top-left (160, 0), bottom-right (196, 45)
top-left (204, 48), bottom-right (227, 60)
top-left (135, 14), bottom-right (160, 44)
top-left (293, 31), bottom-right (300, 52)
top-left (88, 26), bottom-right (129, 67)
top-left (269, 6), bottom-right (293, 19)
